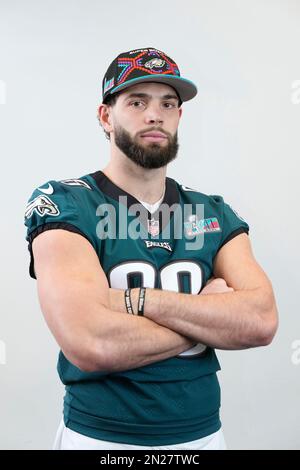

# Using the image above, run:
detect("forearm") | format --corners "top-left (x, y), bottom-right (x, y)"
top-left (110, 288), bottom-right (277, 349)
top-left (88, 301), bottom-right (195, 373)
top-left (129, 286), bottom-right (277, 350)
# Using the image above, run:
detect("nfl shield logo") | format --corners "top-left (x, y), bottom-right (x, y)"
top-left (147, 218), bottom-right (160, 237)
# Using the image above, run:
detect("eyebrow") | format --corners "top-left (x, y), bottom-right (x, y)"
top-left (124, 92), bottom-right (179, 102)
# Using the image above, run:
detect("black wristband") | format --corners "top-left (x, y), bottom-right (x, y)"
top-left (124, 288), bottom-right (133, 314)
top-left (137, 287), bottom-right (146, 316)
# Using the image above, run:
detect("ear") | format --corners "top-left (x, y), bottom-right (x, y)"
top-left (97, 104), bottom-right (112, 132)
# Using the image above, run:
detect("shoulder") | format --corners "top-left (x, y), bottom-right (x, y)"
top-left (176, 180), bottom-right (225, 207)
top-left (24, 173), bottom-right (99, 230)
top-left (26, 173), bottom-right (98, 207)
top-left (24, 174), bottom-right (101, 264)
top-left (175, 180), bottom-right (249, 234)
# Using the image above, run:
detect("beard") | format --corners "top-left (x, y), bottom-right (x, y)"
top-left (113, 124), bottom-right (179, 169)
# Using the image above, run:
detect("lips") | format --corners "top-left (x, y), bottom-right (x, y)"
top-left (141, 132), bottom-right (167, 138)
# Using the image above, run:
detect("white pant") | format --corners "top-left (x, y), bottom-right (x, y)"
top-left (53, 418), bottom-right (227, 450)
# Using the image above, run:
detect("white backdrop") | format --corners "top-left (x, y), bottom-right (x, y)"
top-left (0, 0), bottom-right (299, 449)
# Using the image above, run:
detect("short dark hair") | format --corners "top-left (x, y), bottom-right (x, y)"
top-left (103, 92), bottom-right (121, 107)
top-left (99, 90), bottom-right (182, 141)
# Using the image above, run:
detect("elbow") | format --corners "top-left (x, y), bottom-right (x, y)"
top-left (63, 349), bottom-right (99, 373)
top-left (68, 355), bottom-right (107, 374)
top-left (62, 335), bottom-right (107, 373)
top-left (251, 287), bottom-right (279, 347)
top-left (259, 316), bottom-right (278, 346)
top-left (239, 301), bottom-right (279, 349)
top-left (255, 303), bottom-right (279, 347)
top-left (71, 357), bottom-right (100, 373)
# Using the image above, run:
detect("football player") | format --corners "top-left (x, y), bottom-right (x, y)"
top-left (24, 47), bottom-right (278, 450)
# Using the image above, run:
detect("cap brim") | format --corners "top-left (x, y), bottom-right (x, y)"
top-left (104, 74), bottom-right (197, 103)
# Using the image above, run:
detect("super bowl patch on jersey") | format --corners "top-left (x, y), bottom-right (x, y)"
top-left (184, 215), bottom-right (221, 237)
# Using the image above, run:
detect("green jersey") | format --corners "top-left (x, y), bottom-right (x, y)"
top-left (24, 170), bottom-right (249, 445)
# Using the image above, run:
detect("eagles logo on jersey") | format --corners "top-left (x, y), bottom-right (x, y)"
top-left (25, 195), bottom-right (60, 219)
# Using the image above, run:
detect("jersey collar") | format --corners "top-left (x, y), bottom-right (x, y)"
top-left (90, 170), bottom-right (180, 236)
top-left (90, 170), bottom-right (179, 209)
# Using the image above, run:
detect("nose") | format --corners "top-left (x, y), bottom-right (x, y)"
top-left (144, 101), bottom-right (163, 124)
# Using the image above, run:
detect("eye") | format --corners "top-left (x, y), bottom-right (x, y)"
top-left (164, 102), bottom-right (176, 108)
top-left (129, 100), bottom-right (177, 109)
top-left (130, 101), bottom-right (144, 107)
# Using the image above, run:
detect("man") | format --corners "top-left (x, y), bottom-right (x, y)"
top-left (24, 47), bottom-right (278, 450)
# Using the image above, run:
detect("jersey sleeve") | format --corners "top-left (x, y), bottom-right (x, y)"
top-left (210, 195), bottom-right (250, 252)
top-left (24, 180), bottom-right (97, 279)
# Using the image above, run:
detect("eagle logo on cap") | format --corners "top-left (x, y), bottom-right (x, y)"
top-left (144, 58), bottom-right (166, 69)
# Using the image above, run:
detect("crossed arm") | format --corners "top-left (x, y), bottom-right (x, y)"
top-left (32, 230), bottom-right (278, 373)
top-left (109, 233), bottom-right (278, 350)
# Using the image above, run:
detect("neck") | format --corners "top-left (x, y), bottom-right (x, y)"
top-left (102, 153), bottom-right (167, 204)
